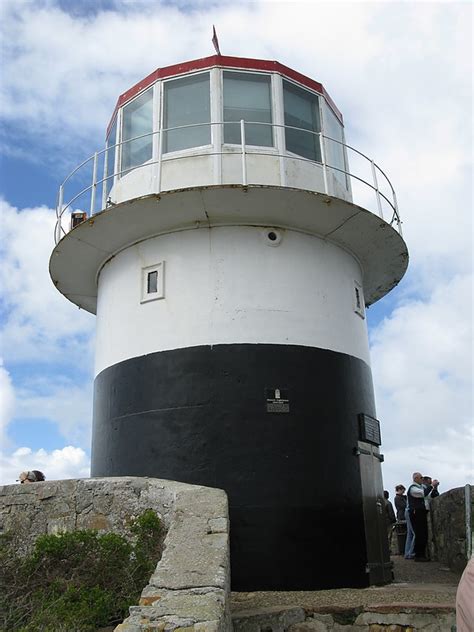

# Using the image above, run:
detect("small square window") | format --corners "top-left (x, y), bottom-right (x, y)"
top-left (354, 281), bottom-right (365, 319)
top-left (141, 262), bottom-right (165, 303)
top-left (147, 270), bottom-right (158, 294)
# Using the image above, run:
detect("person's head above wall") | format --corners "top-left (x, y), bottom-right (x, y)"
top-left (17, 470), bottom-right (46, 483)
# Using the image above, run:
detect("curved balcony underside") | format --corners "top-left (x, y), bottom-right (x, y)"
top-left (50, 184), bottom-right (408, 315)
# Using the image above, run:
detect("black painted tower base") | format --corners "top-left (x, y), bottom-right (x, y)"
top-left (91, 344), bottom-right (390, 590)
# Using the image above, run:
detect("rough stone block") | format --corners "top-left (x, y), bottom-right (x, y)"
top-left (132, 588), bottom-right (226, 622)
top-left (76, 487), bottom-right (95, 513)
top-left (149, 519), bottom-right (229, 590)
top-left (232, 606), bottom-right (305, 632)
top-left (288, 619), bottom-right (329, 631)
top-left (47, 516), bottom-right (76, 534)
top-left (308, 614), bottom-right (334, 627)
top-left (208, 518), bottom-right (228, 534)
top-left (38, 485), bottom-right (58, 500)
top-left (114, 623), bottom-right (143, 632)
top-left (194, 620), bottom-right (220, 632)
top-left (174, 488), bottom-right (228, 521)
top-left (81, 512), bottom-right (111, 531)
top-left (356, 611), bottom-right (439, 628)
top-left (2, 493), bottom-right (36, 506)
top-left (92, 493), bottom-right (114, 516)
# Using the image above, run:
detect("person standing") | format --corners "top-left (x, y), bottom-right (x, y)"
top-left (423, 476), bottom-right (440, 560)
top-left (404, 486), bottom-right (416, 559)
top-left (383, 490), bottom-right (396, 548)
top-left (422, 476), bottom-right (440, 508)
top-left (394, 484), bottom-right (407, 522)
top-left (407, 471), bottom-right (429, 562)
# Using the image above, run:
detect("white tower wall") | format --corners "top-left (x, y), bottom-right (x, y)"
top-left (95, 226), bottom-right (370, 376)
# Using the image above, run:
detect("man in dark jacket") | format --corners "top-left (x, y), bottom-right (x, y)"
top-left (422, 476), bottom-right (440, 505)
top-left (407, 472), bottom-right (429, 562)
top-left (383, 490), bottom-right (396, 546)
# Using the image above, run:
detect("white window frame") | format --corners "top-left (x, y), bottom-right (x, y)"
top-left (119, 86), bottom-right (155, 177)
top-left (321, 100), bottom-right (350, 191)
top-left (161, 70), bottom-right (213, 158)
top-left (103, 113), bottom-right (119, 207)
top-left (281, 77), bottom-right (322, 163)
top-left (221, 69), bottom-right (276, 151)
top-left (141, 261), bottom-right (165, 303)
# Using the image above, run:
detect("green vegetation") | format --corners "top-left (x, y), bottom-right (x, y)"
top-left (0, 510), bottom-right (163, 632)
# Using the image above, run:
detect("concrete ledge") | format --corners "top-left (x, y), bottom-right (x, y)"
top-left (114, 482), bottom-right (231, 632)
top-left (0, 477), bottom-right (231, 632)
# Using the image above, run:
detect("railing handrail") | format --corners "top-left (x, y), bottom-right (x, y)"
top-left (55, 120), bottom-right (402, 244)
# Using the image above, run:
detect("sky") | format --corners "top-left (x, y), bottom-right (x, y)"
top-left (0, 0), bottom-right (472, 495)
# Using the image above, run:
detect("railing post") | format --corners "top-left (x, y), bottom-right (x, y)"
top-left (393, 189), bottom-right (402, 236)
top-left (319, 133), bottom-right (329, 195)
top-left (55, 185), bottom-right (64, 244)
top-left (57, 185), bottom-right (64, 219)
top-left (240, 119), bottom-right (247, 186)
top-left (102, 147), bottom-right (109, 210)
top-left (90, 152), bottom-right (98, 215)
top-left (156, 130), bottom-right (163, 194)
top-left (371, 159), bottom-right (384, 220)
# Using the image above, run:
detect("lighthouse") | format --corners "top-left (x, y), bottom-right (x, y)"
top-left (50, 55), bottom-right (408, 591)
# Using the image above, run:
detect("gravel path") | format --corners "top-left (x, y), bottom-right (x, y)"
top-left (231, 556), bottom-right (461, 612)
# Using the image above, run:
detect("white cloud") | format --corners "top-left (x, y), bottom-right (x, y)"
top-left (0, 199), bottom-right (94, 458)
top-left (0, 1), bottom-right (471, 495)
top-left (0, 199), bottom-right (95, 365)
top-left (372, 273), bottom-right (473, 492)
top-left (0, 445), bottom-right (90, 487)
top-left (0, 361), bottom-right (16, 448)
top-left (0, 1), bottom-right (470, 261)
top-left (15, 378), bottom-right (94, 448)
top-left (382, 428), bottom-right (473, 498)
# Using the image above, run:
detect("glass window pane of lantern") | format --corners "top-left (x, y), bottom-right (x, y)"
top-left (324, 104), bottom-right (347, 189)
top-left (163, 73), bottom-right (210, 153)
top-left (223, 72), bottom-right (273, 147)
top-left (122, 89), bottom-right (153, 173)
top-left (283, 80), bottom-right (321, 162)
top-left (104, 117), bottom-right (117, 199)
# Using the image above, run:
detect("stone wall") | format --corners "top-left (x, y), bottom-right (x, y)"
top-left (232, 605), bottom-right (455, 632)
top-left (430, 485), bottom-right (472, 573)
top-left (0, 477), bottom-right (231, 631)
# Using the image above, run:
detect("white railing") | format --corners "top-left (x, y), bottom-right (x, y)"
top-left (54, 121), bottom-right (402, 244)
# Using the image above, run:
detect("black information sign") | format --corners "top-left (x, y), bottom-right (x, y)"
top-left (266, 388), bottom-right (290, 413)
top-left (358, 413), bottom-right (381, 446)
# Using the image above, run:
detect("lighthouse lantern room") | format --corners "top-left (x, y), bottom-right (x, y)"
top-left (50, 55), bottom-right (408, 590)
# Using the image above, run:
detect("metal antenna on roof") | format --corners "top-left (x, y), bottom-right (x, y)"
top-left (212, 25), bottom-right (221, 55)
